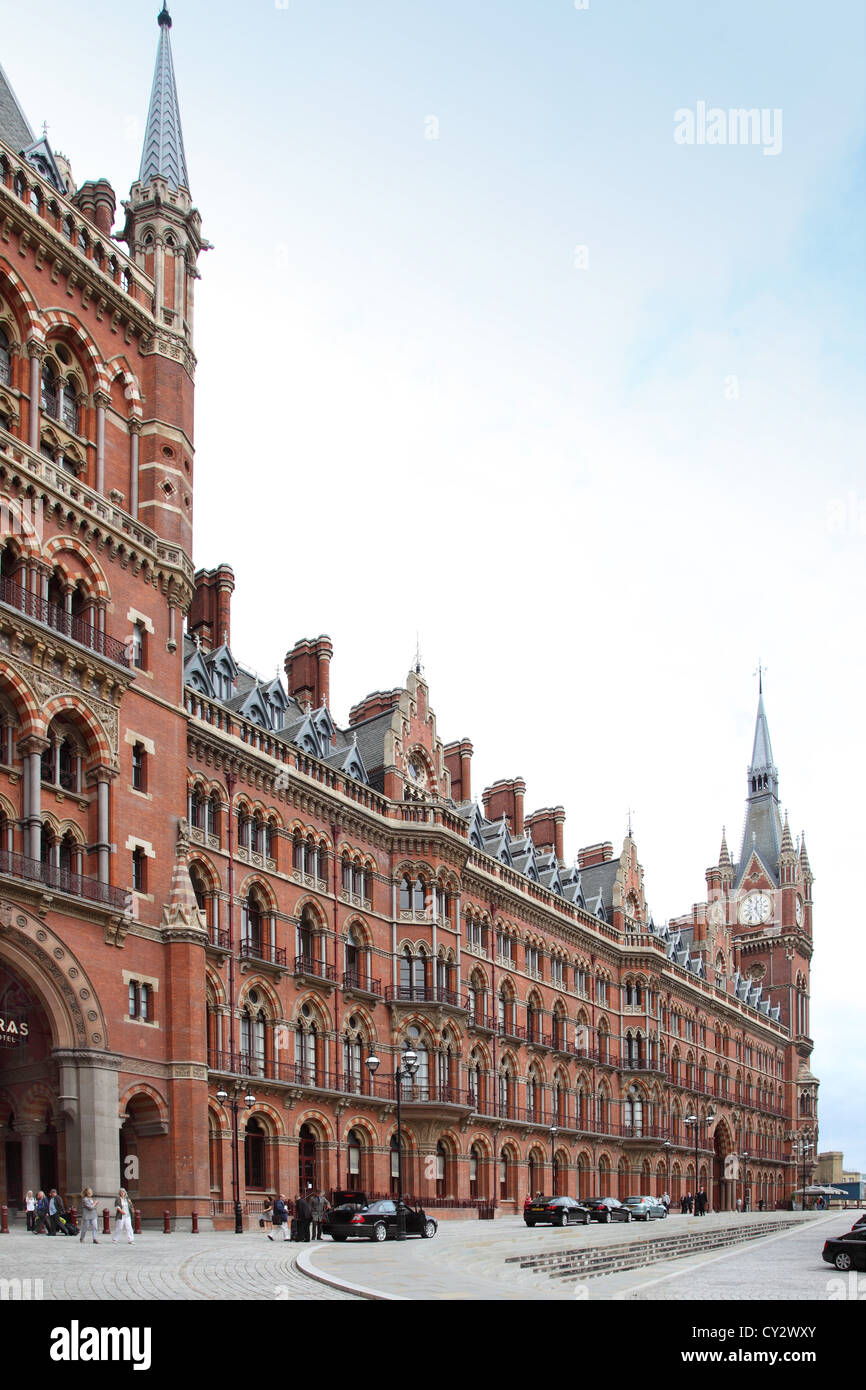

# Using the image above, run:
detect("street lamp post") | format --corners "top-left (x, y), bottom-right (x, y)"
top-left (215, 1083), bottom-right (256, 1234)
top-left (789, 1134), bottom-right (814, 1210)
top-left (684, 1109), bottom-right (715, 1213)
top-left (740, 1150), bottom-right (749, 1212)
top-left (366, 1047), bottom-right (418, 1240)
top-left (550, 1125), bottom-right (558, 1195)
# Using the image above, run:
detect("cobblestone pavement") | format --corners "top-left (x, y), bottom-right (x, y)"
top-left (299, 1210), bottom-right (849, 1302)
top-left (0, 1228), bottom-right (359, 1301)
top-left (0, 1211), bottom-right (854, 1302)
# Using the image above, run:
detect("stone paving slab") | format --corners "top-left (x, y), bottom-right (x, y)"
top-left (300, 1210), bottom-right (843, 1302)
top-left (0, 1229), bottom-right (359, 1301)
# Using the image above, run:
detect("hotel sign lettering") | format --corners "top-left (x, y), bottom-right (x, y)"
top-left (0, 1013), bottom-right (28, 1045)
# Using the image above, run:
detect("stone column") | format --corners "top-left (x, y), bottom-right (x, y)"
top-left (53, 1049), bottom-right (122, 1201)
top-left (128, 418), bottom-right (141, 519)
top-left (94, 391), bottom-right (109, 495)
top-left (19, 736), bottom-right (48, 861)
top-left (27, 342), bottom-right (43, 451)
top-left (17, 1125), bottom-right (42, 1198)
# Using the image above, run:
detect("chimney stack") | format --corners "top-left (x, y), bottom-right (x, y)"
top-left (482, 778), bottom-right (526, 835)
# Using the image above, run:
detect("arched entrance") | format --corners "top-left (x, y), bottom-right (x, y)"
top-left (714, 1120), bottom-right (734, 1211)
top-left (0, 960), bottom-right (57, 1209)
top-left (298, 1122), bottom-right (317, 1193)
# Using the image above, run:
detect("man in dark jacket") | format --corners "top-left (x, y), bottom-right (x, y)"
top-left (295, 1192), bottom-right (312, 1242)
top-left (268, 1194), bottom-right (289, 1242)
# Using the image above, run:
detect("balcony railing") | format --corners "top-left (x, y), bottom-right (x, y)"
top-left (240, 939), bottom-right (287, 968)
top-left (385, 984), bottom-right (465, 1009)
top-left (0, 574), bottom-right (130, 667)
top-left (294, 955), bottom-right (337, 983)
top-left (0, 846), bottom-right (128, 910)
top-left (208, 926), bottom-right (231, 951)
top-left (342, 969), bottom-right (382, 997)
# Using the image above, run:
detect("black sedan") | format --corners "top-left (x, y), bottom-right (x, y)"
top-left (821, 1229), bottom-right (866, 1272)
top-left (325, 1198), bottom-right (438, 1242)
top-left (524, 1196), bottom-right (591, 1228)
top-left (581, 1197), bottom-right (634, 1223)
top-left (622, 1196), bottom-right (667, 1221)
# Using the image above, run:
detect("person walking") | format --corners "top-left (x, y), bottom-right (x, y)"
top-left (310, 1190), bottom-right (330, 1240)
top-left (25, 1190), bottom-right (36, 1232)
top-left (112, 1188), bottom-right (135, 1243)
top-left (736, 1196), bottom-right (743, 1213)
top-left (33, 1190), bottom-right (51, 1235)
top-left (48, 1188), bottom-right (66, 1235)
top-left (662, 1191), bottom-right (671, 1214)
top-left (260, 1195), bottom-right (273, 1231)
top-left (79, 1188), bottom-right (99, 1244)
top-left (697, 1188), bottom-right (708, 1216)
top-left (295, 1191), bottom-right (312, 1242)
top-left (268, 1194), bottom-right (290, 1241)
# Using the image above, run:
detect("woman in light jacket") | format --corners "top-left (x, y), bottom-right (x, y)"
top-left (25, 1189), bottom-right (36, 1232)
top-left (112, 1188), bottom-right (135, 1244)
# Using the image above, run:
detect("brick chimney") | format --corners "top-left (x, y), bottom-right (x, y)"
top-left (188, 564), bottom-right (234, 652)
top-left (482, 778), bottom-right (526, 835)
top-left (444, 738), bottom-right (473, 802)
top-left (577, 841), bottom-right (614, 869)
top-left (348, 689), bottom-right (402, 725)
top-left (525, 806), bottom-right (566, 861)
top-left (74, 178), bottom-right (116, 238)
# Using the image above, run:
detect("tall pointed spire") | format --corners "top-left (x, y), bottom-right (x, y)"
top-left (139, 5), bottom-right (190, 192)
top-left (736, 681), bottom-right (783, 886)
top-left (718, 827), bottom-right (732, 869)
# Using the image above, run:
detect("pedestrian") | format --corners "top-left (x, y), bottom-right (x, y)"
top-left (33, 1190), bottom-right (51, 1235)
top-left (310, 1190), bottom-right (330, 1240)
top-left (744, 1193), bottom-right (750, 1213)
top-left (268, 1193), bottom-right (290, 1241)
top-left (680, 1193), bottom-right (687, 1215)
top-left (698, 1188), bottom-right (708, 1216)
top-left (79, 1188), bottom-right (99, 1244)
top-left (260, 1195), bottom-right (273, 1231)
top-left (736, 1196), bottom-right (743, 1213)
top-left (662, 1191), bottom-right (670, 1213)
top-left (295, 1191), bottom-right (312, 1242)
top-left (758, 1198), bottom-right (764, 1213)
top-left (48, 1188), bottom-right (66, 1235)
top-left (112, 1188), bottom-right (135, 1243)
top-left (523, 1192), bottom-right (532, 1212)
top-left (25, 1189), bottom-right (36, 1232)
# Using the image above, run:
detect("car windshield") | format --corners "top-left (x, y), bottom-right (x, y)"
top-left (365, 1201), bottom-right (396, 1214)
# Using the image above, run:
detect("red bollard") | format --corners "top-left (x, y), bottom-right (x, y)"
top-left (162, 1209), bottom-right (171, 1234)
top-left (102, 1208), bottom-right (111, 1235)
top-left (134, 1208), bottom-right (142, 1234)
top-left (191, 1211), bottom-right (198, 1234)
top-left (1, 1204), bottom-right (8, 1234)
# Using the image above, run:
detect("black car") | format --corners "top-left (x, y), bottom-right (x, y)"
top-left (324, 1198), bottom-right (438, 1242)
top-left (821, 1229), bottom-right (866, 1272)
top-left (581, 1197), bottom-right (634, 1223)
top-left (849, 1212), bottom-right (866, 1232)
top-left (622, 1196), bottom-right (667, 1221)
top-left (524, 1196), bottom-right (591, 1228)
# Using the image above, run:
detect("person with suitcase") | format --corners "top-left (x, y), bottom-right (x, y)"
top-left (267, 1193), bottom-right (290, 1241)
top-left (294, 1191), bottom-right (312, 1242)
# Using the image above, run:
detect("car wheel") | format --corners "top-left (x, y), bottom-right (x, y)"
top-left (372, 1222), bottom-right (387, 1243)
top-left (834, 1252), bottom-right (853, 1271)
top-left (558, 1211), bottom-right (569, 1228)
top-left (602, 1213), bottom-right (610, 1223)
top-left (626, 1212), bottom-right (633, 1223)
top-left (422, 1220), bottom-right (437, 1239)
top-left (583, 1213), bottom-right (590, 1225)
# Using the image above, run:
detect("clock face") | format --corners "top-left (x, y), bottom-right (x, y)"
top-left (795, 896), bottom-right (803, 926)
top-left (739, 891), bottom-right (773, 927)
top-left (407, 756), bottom-right (427, 787)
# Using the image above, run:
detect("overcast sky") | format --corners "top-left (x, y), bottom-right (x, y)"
top-left (5, 0), bottom-right (865, 1171)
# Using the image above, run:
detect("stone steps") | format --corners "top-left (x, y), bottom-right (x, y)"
top-left (505, 1217), bottom-right (808, 1282)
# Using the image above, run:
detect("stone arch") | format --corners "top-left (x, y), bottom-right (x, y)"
top-left (118, 1081), bottom-right (169, 1127)
top-left (38, 695), bottom-right (112, 765)
top-left (40, 309), bottom-right (110, 394)
top-left (296, 1110), bottom-right (334, 1143)
top-left (42, 535), bottom-right (111, 602)
top-left (0, 259), bottom-right (42, 342)
top-left (0, 905), bottom-right (109, 1048)
top-left (18, 1080), bottom-right (56, 1128)
top-left (247, 1102), bottom-right (284, 1137)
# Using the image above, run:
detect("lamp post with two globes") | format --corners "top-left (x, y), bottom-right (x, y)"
top-left (365, 1047), bottom-right (418, 1240)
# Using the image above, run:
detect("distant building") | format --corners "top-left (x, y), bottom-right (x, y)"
top-left (0, 8), bottom-right (818, 1224)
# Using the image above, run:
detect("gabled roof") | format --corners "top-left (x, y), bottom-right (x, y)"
top-left (139, 5), bottom-right (190, 191)
top-left (323, 741), bottom-right (369, 785)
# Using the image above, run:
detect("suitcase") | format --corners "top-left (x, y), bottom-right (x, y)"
top-left (290, 1218), bottom-right (301, 1242)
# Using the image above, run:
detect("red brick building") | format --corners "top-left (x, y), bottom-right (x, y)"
top-left (0, 9), bottom-right (817, 1227)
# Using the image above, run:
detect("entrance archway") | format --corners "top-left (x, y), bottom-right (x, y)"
top-left (713, 1120), bottom-right (734, 1211)
top-left (298, 1122), bottom-right (317, 1193)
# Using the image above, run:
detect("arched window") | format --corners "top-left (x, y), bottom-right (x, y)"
top-left (244, 1117), bottom-right (266, 1189)
top-left (399, 875), bottom-right (412, 911)
top-left (0, 328), bottom-right (11, 387)
top-left (346, 1128), bottom-right (364, 1191)
top-left (400, 945), bottom-right (426, 1000)
top-left (241, 1003), bottom-right (266, 1077)
top-left (342, 1014), bottom-right (365, 1092)
top-left (241, 887), bottom-right (267, 959)
top-left (296, 1006), bottom-right (319, 1085)
top-left (344, 924), bottom-right (366, 986)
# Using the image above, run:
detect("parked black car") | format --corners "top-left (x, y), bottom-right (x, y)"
top-left (622, 1196), bottom-right (667, 1221)
top-left (821, 1229), bottom-right (866, 1272)
top-left (325, 1197), bottom-right (438, 1242)
top-left (524, 1196), bottom-right (591, 1228)
top-left (581, 1197), bottom-right (633, 1223)
top-left (849, 1212), bottom-right (866, 1232)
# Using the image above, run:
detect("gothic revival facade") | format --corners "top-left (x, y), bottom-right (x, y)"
top-left (0, 10), bottom-right (817, 1225)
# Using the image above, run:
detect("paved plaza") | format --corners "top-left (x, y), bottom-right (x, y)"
top-left (0, 1209), bottom-right (854, 1302)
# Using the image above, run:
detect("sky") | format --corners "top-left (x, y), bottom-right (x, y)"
top-left (3, 0), bottom-right (864, 1169)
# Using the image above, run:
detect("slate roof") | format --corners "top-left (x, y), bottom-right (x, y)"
top-left (0, 61), bottom-right (34, 153)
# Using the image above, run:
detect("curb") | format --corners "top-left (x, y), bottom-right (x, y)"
top-left (293, 1246), bottom-right (405, 1301)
